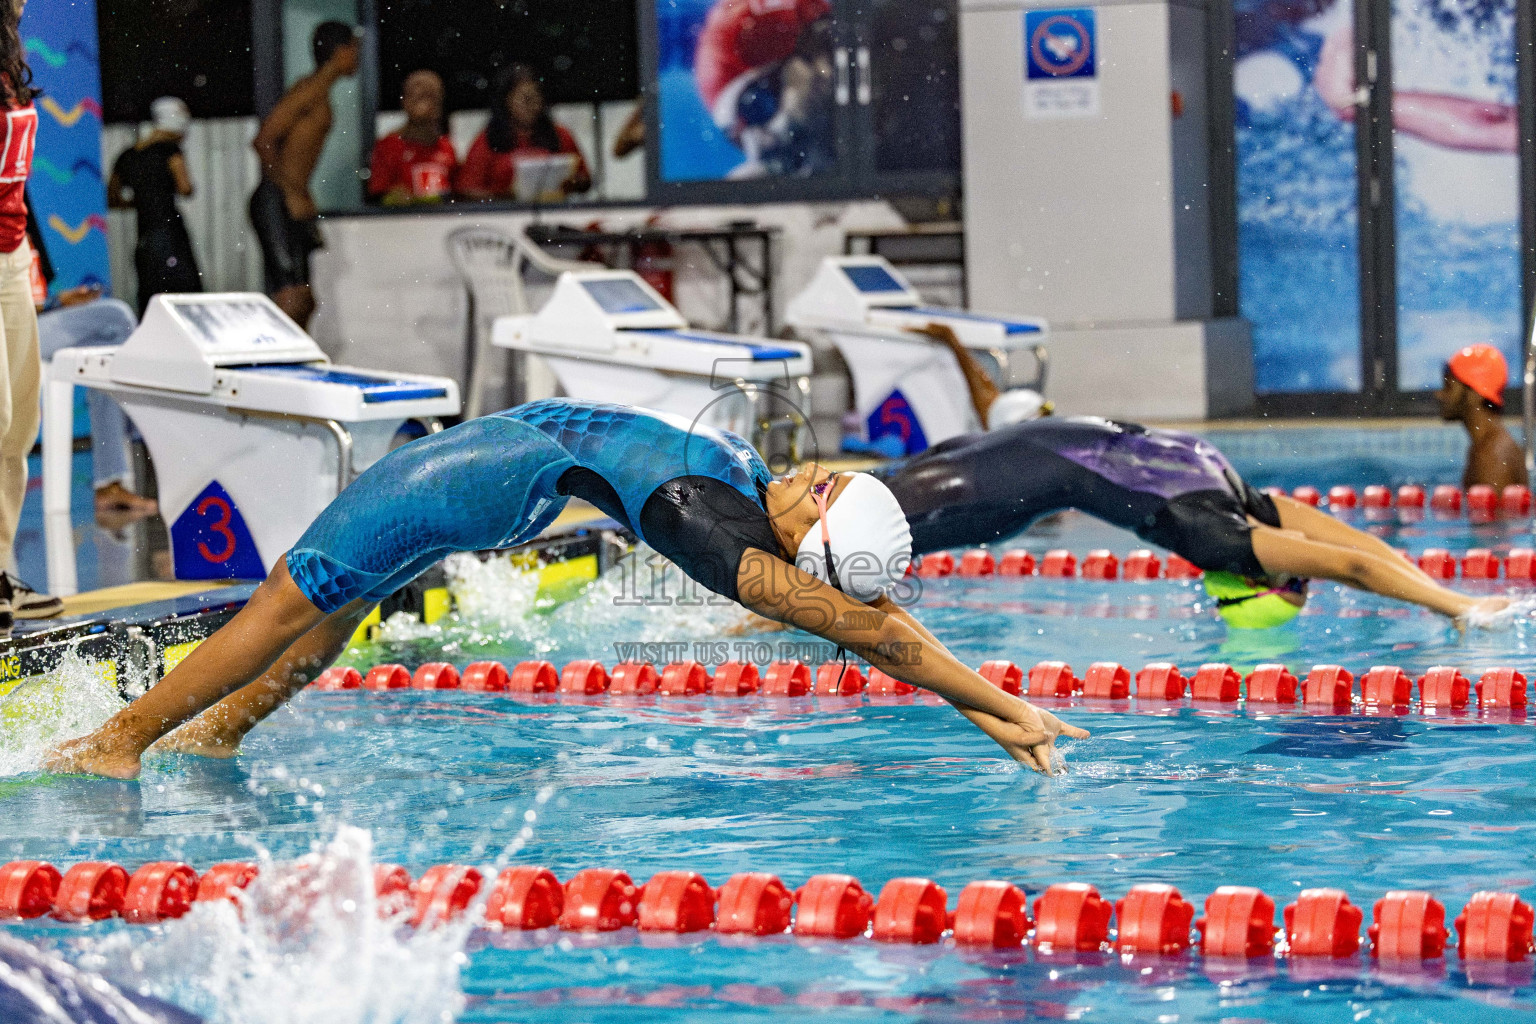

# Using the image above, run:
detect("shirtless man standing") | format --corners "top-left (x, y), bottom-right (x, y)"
top-left (248, 21), bottom-right (359, 328)
top-left (1436, 344), bottom-right (1528, 492)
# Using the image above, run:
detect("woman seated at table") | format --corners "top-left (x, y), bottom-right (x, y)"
top-left (367, 70), bottom-right (457, 206)
top-left (458, 65), bottom-right (591, 201)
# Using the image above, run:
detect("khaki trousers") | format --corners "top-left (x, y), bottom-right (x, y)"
top-left (0, 240), bottom-right (39, 568)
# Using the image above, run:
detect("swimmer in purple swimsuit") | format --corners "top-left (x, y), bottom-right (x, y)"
top-left (876, 415), bottom-right (1507, 625)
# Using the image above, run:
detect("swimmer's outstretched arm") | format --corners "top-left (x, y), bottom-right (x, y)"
top-left (44, 561), bottom-right (372, 779)
top-left (1253, 496), bottom-right (1503, 621)
top-left (869, 592), bottom-right (1083, 770)
top-left (736, 549), bottom-right (1089, 774)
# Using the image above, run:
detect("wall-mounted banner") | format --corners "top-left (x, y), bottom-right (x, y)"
top-left (655, 0), bottom-right (839, 184)
top-left (1024, 8), bottom-right (1099, 119)
top-left (21, 0), bottom-right (109, 296)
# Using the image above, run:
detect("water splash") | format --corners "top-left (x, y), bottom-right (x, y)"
top-left (442, 552), bottom-right (544, 630)
top-left (73, 826), bottom-right (471, 1024)
top-left (0, 650), bottom-right (127, 776)
top-left (360, 549), bottom-right (757, 665)
top-left (1460, 595), bottom-right (1536, 630)
top-left (543, 552), bottom-right (751, 644)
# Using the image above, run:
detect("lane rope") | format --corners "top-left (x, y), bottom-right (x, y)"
top-left (310, 659), bottom-right (1530, 723)
top-left (1282, 483), bottom-right (1527, 519)
top-left (913, 545), bottom-right (1536, 582)
top-left (1, 857), bottom-right (1530, 966)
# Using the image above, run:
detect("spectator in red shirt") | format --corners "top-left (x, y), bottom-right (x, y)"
top-left (367, 70), bottom-right (456, 205)
top-left (458, 65), bottom-right (591, 201)
top-left (0, 0), bottom-right (59, 624)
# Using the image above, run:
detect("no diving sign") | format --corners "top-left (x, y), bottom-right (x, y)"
top-left (1024, 8), bottom-right (1099, 118)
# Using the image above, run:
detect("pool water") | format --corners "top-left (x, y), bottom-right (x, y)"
top-left (4, 426), bottom-right (1536, 1023)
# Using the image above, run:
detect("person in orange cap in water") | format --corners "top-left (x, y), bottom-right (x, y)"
top-left (1437, 344), bottom-right (1527, 492)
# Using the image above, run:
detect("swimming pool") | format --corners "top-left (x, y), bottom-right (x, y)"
top-left (3, 424), bottom-right (1536, 1023)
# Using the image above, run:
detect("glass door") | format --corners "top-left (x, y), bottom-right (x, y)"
top-left (1389, 0), bottom-right (1521, 393)
top-left (1237, 0), bottom-right (1530, 411)
top-left (852, 0), bottom-right (961, 197)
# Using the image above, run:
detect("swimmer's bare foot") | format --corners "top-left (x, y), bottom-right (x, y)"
top-left (42, 734), bottom-right (143, 780)
top-left (94, 482), bottom-right (157, 526)
top-left (147, 718), bottom-right (241, 760)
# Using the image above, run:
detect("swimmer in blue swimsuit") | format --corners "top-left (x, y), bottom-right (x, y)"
top-left (876, 416), bottom-right (1507, 625)
top-left (48, 400), bottom-right (1088, 780)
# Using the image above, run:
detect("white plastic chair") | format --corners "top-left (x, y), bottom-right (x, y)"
top-left (447, 226), bottom-right (601, 418)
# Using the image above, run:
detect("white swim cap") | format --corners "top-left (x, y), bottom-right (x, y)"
top-left (150, 96), bottom-right (190, 135)
top-left (795, 472), bottom-right (912, 601)
top-left (987, 389), bottom-right (1049, 429)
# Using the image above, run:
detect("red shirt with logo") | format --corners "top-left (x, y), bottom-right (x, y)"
top-left (0, 102), bottom-right (37, 253)
top-left (457, 123), bottom-right (588, 198)
top-left (368, 132), bottom-right (458, 201)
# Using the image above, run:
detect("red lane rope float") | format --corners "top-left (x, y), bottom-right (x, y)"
top-left (0, 861), bottom-right (61, 920)
top-left (313, 659), bottom-right (1534, 724)
top-left (486, 865), bottom-right (564, 929)
top-left (1273, 483), bottom-right (1531, 521)
top-left (122, 862), bottom-right (199, 924)
top-left (6, 857), bottom-right (1534, 965)
top-left (915, 544), bottom-right (1536, 581)
top-left (53, 862), bottom-right (129, 922)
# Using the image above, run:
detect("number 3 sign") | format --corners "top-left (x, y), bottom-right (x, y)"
top-left (169, 480), bottom-right (267, 580)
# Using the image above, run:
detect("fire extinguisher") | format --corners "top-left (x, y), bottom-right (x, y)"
top-left (578, 219), bottom-right (607, 266)
top-left (635, 215), bottom-right (675, 303)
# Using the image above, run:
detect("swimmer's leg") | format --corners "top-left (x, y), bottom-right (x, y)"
top-left (1250, 524), bottom-right (1485, 619)
top-left (148, 550), bottom-right (463, 759)
top-left (44, 559), bottom-right (330, 780)
top-left (150, 597), bottom-right (375, 759)
top-left (47, 418), bottom-right (575, 779)
top-left (1268, 494), bottom-right (1444, 588)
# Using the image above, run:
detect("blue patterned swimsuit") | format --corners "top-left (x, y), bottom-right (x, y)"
top-left (287, 400), bottom-right (779, 612)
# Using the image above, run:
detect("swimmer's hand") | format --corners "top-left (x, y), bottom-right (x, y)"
top-left (950, 699), bottom-right (1089, 776)
top-left (1456, 595), bottom-right (1521, 632)
top-left (42, 731), bottom-right (143, 781)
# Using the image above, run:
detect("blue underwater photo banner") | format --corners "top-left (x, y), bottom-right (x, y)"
top-left (1234, 0), bottom-right (1361, 394)
top-left (1235, 0), bottom-right (1521, 396)
top-left (21, 0), bottom-right (109, 296)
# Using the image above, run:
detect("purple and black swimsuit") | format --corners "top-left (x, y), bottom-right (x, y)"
top-left (875, 417), bottom-right (1280, 577)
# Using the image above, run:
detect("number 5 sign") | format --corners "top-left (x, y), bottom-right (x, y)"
top-left (169, 480), bottom-right (268, 580)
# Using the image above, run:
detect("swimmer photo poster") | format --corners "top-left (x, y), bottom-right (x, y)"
top-left (652, 0), bottom-right (839, 184)
top-left (1023, 8), bottom-right (1098, 119)
top-left (1388, 0), bottom-right (1520, 393)
top-left (1234, 0), bottom-right (1361, 393)
top-left (1234, 0), bottom-right (1520, 396)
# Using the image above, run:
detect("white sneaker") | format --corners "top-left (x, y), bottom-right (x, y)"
top-left (2, 574), bottom-right (63, 620)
